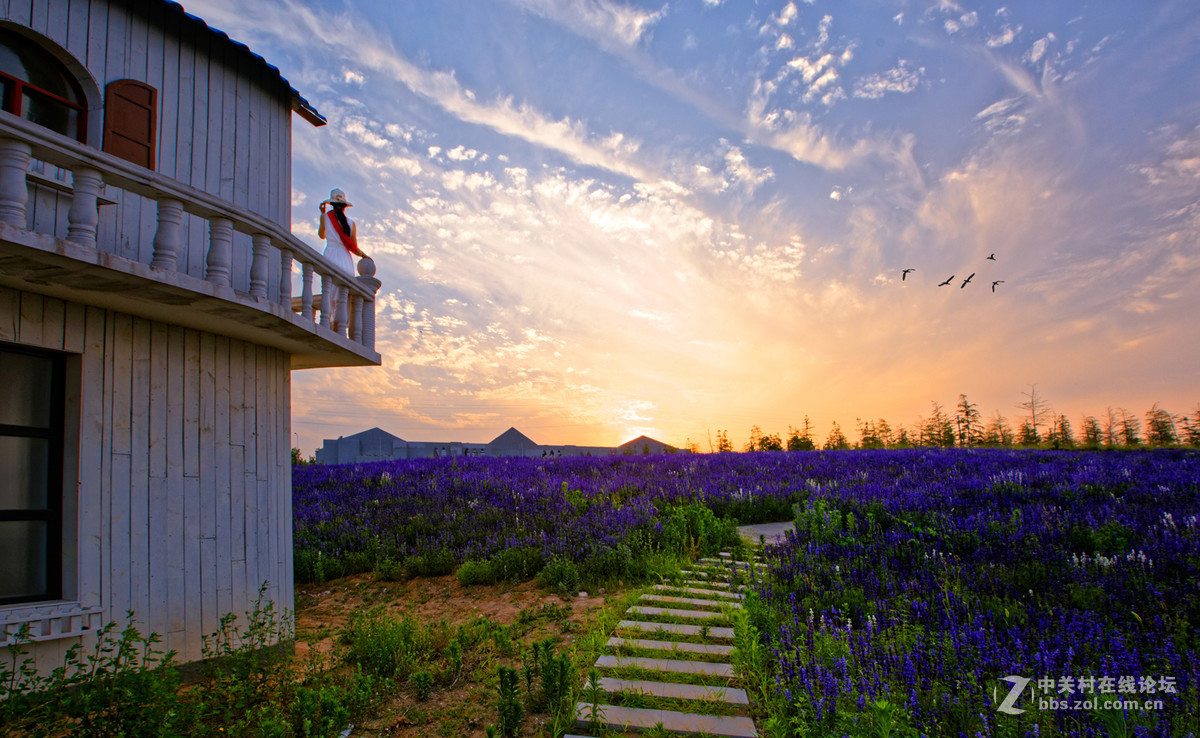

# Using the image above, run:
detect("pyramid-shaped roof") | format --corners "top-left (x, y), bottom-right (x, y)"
top-left (346, 427), bottom-right (404, 443)
top-left (618, 435), bottom-right (674, 453)
top-left (487, 427), bottom-right (539, 450)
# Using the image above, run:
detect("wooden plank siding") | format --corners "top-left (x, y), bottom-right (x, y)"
top-left (0, 288), bottom-right (294, 670)
top-left (17, 0), bottom-right (297, 263)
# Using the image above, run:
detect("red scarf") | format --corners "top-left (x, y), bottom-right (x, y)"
top-left (328, 210), bottom-right (357, 253)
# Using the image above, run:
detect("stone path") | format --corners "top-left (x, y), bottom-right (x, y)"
top-left (565, 549), bottom-right (767, 737)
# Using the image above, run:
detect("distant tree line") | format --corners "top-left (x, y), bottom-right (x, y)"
top-left (713, 387), bottom-right (1200, 452)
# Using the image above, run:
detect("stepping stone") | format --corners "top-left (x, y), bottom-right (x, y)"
top-left (618, 620), bottom-right (735, 640)
top-left (626, 606), bottom-right (729, 622)
top-left (683, 579), bottom-right (733, 590)
top-left (607, 636), bottom-right (735, 657)
top-left (592, 676), bottom-right (749, 705)
top-left (718, 553), bottom-right (763, 563)
top-left (676, 573), bottom-right (729, 585)
top-left (679, 570), bottom-right (731, 581)
top-left (641, 594), bottom-right (742, 610)
top-left (573, 703), bottom-right (758, 737)
top-left (595, 654), bottom-right (734, 678)
top-left (653, 584), bottom-right (743, 600)
top-left (701, 558), bottom-right (766, 571)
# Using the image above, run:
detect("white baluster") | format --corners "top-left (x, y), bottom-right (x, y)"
top-left (279, 248), bottom-right (293, 305)
top-left (0, 138), bottom-right (32, 227)
top-left (205, 217), bottom-right (233, 286)
top-left (336, 283), bottom-right (349, 337)
top-left (351, 294), bottom-right (363, 342)
top-left (319, 272), bottom-right (332, 327)
top-left (356, 262), bottom-right (381, 351)
top-left (66, 166), bottom-right (103, 247)
top-left (301, 262), bottom-right (314, 319)
top-left (150, 197), bottom-right (184, 271)
top-left (249, 233), bottom-right (270, 298)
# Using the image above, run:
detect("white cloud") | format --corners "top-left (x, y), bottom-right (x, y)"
top-left (513, 0), bottom-right (665, 47)
top-left (774, 2), bottom-right (799, 27)
top-left (193, 0), bottom-right (655, 182)
top-left (1028, 33), bottom-right (1056, 64)
top-left (446, 145), bottom-right (480, 161)
top-left (987, 25), bottom-right (1017, 48)
top-left (853, 60), bottom-right (925, 99)
top-left (975, 96), bottom-right (1026, 135)
top-left (723, 145), bottom-right (774, 192)
top-left (342, 116), bottom-right (390, 148)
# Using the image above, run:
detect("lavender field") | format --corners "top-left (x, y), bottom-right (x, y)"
top-left (293, 449), bottom-right (1200, 736)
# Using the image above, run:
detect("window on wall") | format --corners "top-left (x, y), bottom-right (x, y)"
top-left (103, 80), bottom-right (157, 169)
top-left (0, 28), bottom-right (87, 143)
top-left (0, 345), bottom-right (64, 606)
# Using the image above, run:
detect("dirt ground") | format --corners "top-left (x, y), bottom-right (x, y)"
top-left (294, 574), bottom-right (617, 737)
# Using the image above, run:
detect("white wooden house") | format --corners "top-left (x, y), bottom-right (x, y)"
top-left (0, 0), bottom-right (381, 673)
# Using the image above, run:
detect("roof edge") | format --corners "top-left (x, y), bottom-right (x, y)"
top-left (163, 1), bottom-right (324, 126)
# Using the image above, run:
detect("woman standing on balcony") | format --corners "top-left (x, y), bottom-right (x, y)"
top-left (318, 188), bottom-right (369, 331)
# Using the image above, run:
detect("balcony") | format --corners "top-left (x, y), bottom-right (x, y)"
top-left (0, 113), bottom-right (380, 369)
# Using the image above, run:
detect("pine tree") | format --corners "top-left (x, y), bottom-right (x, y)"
top-left (1081, 416), bottom-right (1103, 448)
top-left (1049, 413), bottom-right (1075, 448)
top-left (857, 418), bottom-right (884, 449)
top-left (956, 394), bottom-right (982, 447)
top-left (716, 429), bottom-right (733, 453)
top-left (1103, 407), bottom-right (1120, 447)
top-left (921, 402), bottom-right (955, 447)
top-left (1018, 384), bottom-right (1050, 444)
top-left (745, 425), bottom-right (763, 453)
top-left (1144, 403), bottom-right (1178, 447)
top-left (824, 421), bottom-right (849, 450)
top-left (1118, 408), bottom-right (1141, 446)
top-left (1180, 405), bottom-right (1200, 447)
top-left (787, 417), bottom-right (816, 450)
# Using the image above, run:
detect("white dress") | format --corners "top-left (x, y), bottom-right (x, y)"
top-left (323, 210), bottom-right (356, 327)
top-left (323, 210), bottom-right (356, 276)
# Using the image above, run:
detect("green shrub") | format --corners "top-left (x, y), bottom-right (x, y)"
top-left (536, 557), bottom-right (581, 595)
top-left (341, 608), bottom-right (436, 679)
top-left (659, 503), bottom-right (740, 559)
top-left (410, 669), bottom-right (434, 701)
top-left (457, 558), bottom-right (495, 586)
top-left (404, 548), bottom-right (456, 578)
top-left (496, 665), bottom-right (523, 737)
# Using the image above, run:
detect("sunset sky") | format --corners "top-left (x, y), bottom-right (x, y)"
top-left (184, 0), bottom-right (1200, 454)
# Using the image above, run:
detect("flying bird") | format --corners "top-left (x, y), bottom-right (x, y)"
top-left (902, 268), bottom-right (915, 280)
top-left (938, 275), bottom-right (954, 286)
top-left (961, 272), bottom-right (975, 288)
top-left (987, 253), bottom-right (997, 261)
top-left (992, 280), bottom-right (1004, 292)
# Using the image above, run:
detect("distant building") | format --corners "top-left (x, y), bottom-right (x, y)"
top-left (618, 435), bottom-right (676, 455)
top-left (315, 426), bottom-right (676, 464)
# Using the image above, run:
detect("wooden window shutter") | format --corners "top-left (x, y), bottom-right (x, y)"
top-left (103, 80), bottom-right (157, 169)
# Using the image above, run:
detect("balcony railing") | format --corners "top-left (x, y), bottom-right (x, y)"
top-left (0, 112), bottom-right (380, 367)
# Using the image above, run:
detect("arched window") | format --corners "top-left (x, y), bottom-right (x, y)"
top-left (0, 28), bottom-right (87, 142)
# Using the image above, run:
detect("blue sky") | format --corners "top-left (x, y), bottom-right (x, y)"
top-left (185, 0), bottom-right (1200, 452)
